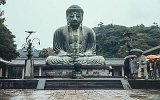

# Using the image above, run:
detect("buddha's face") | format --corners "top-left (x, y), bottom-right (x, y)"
top-left (67, 10), bottom-right (83, 29)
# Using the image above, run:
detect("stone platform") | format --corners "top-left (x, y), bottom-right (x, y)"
top-left (0, 78), bottom-right (160, 90)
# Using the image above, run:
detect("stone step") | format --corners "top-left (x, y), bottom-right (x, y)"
top-left (128, 80), bottom-right (160, 89)
top-left (121, 79), bottom-right (131, 90)
top-left (44, 79), bottom-right (123, 90)
top-left (36, 79), bottom-right (46, 90)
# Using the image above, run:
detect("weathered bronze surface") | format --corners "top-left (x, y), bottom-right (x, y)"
top-left (46, 5), bottom-right (105, 65)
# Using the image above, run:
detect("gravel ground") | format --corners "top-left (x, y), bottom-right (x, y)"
top-left (0, 89), bottom-right (160, 100)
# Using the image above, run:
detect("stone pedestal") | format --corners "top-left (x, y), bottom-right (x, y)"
top-left (71, 63), bottom-right (83, 79)
top-left (24, 60), bottom-right (34, 79)
top-left (72, 70), bottom-right (83, 79)
top-left (43, 65), bottom-right (111, 78)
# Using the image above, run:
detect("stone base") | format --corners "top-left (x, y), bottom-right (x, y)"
top-left (71, 71), bottom-right (83, 79)
top-left (44, 69), bottom-right (111, 77)
top-left (43, 65), bottom-right (112, 77)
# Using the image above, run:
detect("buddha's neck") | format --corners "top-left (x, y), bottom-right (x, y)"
top-left (69, 25), bottom-right (82, 33)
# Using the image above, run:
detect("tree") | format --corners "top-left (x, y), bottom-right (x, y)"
top-left (0, 0), bottom-right (19, 61)
top-left (0, 0), bottom-right (6, 5)
top-left (94, 23), bottom-right (160, 58)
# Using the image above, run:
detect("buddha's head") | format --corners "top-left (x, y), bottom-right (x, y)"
top-left (66, 5), bottom-right (84, 30)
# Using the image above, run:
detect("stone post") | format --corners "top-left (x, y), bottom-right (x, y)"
top-left (0, 67), bottom-right (2, 77)
top-left (5, 66), bottom-right (8, 78)
top-left (24, 59), bottom-right (34, 79)
top-left (122, 66), bottom-right (124, 76)
top-left (39, 66), bottom-right (42, 76)
top-left (22, 66), bottom-right (25, 79)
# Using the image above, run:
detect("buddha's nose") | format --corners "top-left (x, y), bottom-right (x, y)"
top-left (73, 15), bottom-right (77, 21)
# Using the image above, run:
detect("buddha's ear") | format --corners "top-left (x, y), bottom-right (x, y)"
top-left (66, 14), bottom-right (68, 20)
top-left (66, 15), bottom-right (69, 25)
top-left (81, 12), bottom-right (83, 21)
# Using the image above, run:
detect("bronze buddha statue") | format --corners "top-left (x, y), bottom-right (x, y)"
top-left (46, 5), bottom-right (105, 65)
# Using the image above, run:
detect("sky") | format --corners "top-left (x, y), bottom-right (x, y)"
top-left (1, 0), bottom-right (160, 50)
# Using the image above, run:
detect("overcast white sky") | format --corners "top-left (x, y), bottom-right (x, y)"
top-left (1, 0), bottom-right (160, 50)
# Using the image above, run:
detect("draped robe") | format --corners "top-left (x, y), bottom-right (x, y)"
top-left (46, 25), bottom-right (105, 65)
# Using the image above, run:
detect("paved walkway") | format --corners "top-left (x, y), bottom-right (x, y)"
top-left (0, 89), bottom-right (160, 100)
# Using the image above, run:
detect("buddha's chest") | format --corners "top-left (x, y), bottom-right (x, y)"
top-left (68, 32), bottom-right (84, 45)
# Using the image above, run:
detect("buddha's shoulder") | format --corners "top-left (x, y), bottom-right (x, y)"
top-left (54, 26), bottom-right (68, 32)
top-left (82, 26), bottom-right (94, 33)
top-left (54, 25), bottom-right (94, 33)
top-left (82, 26), bottom-right (92, 30)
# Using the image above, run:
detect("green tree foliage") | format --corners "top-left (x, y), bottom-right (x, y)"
top-left (0, 0), bottom-right (6, 5)
top-left (94, 23), bottom-right (160, 58)
top-left (0, 0), bottom-right (19, 61)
